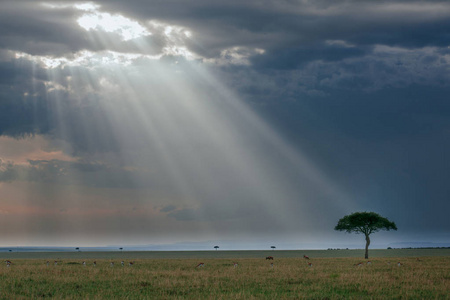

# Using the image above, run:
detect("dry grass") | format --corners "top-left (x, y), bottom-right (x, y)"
top-left (0, 256), bottom-right (448, 299)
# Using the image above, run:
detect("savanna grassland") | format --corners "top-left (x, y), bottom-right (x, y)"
top-left (0, 250), bottom-right (448, 299)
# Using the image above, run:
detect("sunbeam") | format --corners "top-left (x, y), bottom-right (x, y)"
top-left (1, 1), bottom-right (364, 248)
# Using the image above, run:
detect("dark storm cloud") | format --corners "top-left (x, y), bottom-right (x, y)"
top-left (0, 2), bottom-right (165, 57)
top-left (90, 0), bottom-right (450, 62)
top-left (250, 43), bottom-right (370, 70)
top-left (0, 2), bottom-right (90, 56)
top-left (0, 54), bottom-right (51, 137)
top-left (215, 44), bottom-right (450, 105)
top-left (3, 1), bottom-right (449, 64)
top-left (1, 0), bottom-right (449, 93)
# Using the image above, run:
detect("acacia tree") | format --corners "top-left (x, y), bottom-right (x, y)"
top-left (334, 212), bottom-right (397, 259)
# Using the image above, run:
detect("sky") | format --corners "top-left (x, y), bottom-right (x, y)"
top-left (0, 0), bottom-right (449, 250)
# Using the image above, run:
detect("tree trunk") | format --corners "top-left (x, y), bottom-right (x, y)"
top-left (365, 235), bottom-right (370, 259)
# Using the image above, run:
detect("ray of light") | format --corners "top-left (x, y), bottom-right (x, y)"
top-left (2, 2), bottom-right (355, 247)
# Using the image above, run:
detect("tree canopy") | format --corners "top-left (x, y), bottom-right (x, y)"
top-left (335, 212), bottom-right (397, 235)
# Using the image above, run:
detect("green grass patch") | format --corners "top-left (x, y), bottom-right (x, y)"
top-left (0, 255), bottom-right (448, 299)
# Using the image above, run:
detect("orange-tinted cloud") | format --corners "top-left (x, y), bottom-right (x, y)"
top-left (0, 135), bottom-right (75, 165)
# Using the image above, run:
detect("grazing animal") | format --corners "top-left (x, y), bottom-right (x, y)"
top-left (110, 262), bottom-right (114, 267)
top-left (196, 263), bottom-right (205, 268)
top-left (266, 256), bottom-right (274, 260)
top-left (5, 260), bottom-right (11, 267)
top-left (233, 262), bottom-right (238, 268)
top-left (129, 262), bottom-right (134, 267)
top-left (303, 255), bottom-right (310, 260)
top-left (54, 261), bottom-right (58, 266)
top-left (397, 262), bottom-right (402, 267)
top-left (82, 261), bottom-right (86, 266)
top-left (308, 262), bottom-right (313, 267)
top-left (367, 261), bottom-right (372, 265)
top-left (355, 262), bottom-right (363, 267)
top-left (93, 261), bottom-right (97, 267)
top-left (121, 261), bottom-right (124, 266)
top-left (46, 261), bottom-right (49, 266)
top-left (270, 263), bottom-right (274, 268)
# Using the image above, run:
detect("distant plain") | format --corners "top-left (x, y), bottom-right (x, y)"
top-left (1, 249), bottom-right (448, 299)
top-left (1, 248), bottom-right (449, 259)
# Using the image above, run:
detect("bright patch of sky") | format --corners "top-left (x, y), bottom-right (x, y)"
top-left (15, 50), bottom-right (160, 69)
top-left (29, 2), bottom-right (200, 67)
top-left (44, 2), bottom-right (151, 41)
top-left (205, 47), bottom-right (266, 66)
top-left (148, 20), bottom-right (197, 59)
top-left (77, 11), bottom-right (151, 41)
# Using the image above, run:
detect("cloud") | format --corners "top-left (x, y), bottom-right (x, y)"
top-left (0, 2), bottom-right (92, 56)
top-left (2, 0), bottom-right (450, 115)
top-left (3, 1), bottom-right (450, 66)
top-left (0, 135), bottom-right (75, 164)
top-left (0, 158), bottom-right (153, 189)
top-left (160, 204), bottom-right (176, 213)
top-left (90, 0), bottom-right (450, 62)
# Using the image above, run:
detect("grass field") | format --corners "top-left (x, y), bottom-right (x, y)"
top-left (0, 250), bottom-right (448, 299)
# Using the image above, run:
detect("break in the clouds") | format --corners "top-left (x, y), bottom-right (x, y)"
top-left (0, 0), bottom-right (449, 248)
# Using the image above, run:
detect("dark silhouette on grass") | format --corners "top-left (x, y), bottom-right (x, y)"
top-left (335, 212), bottom-right (397, 259)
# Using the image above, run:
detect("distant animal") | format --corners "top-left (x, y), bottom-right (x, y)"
top-left (397, 262), bottom-right (402, 267)
top-left (46, 261), bottom-right (49, 266)
top-left (82, 261), bottom-right (86, 266)
top-left (270, 263), bottom-right (274, 268)
top-left (233, 262), bottom-right (238, 268)
top-left (129, 262), bottom-right (134, 267)
top-left (308, 262), bottom-right (313, 267)
top-left (5, 260), bottom-right (11, 267)
top-left (266, 256), bottom-right (274, 260)
top-left (110, 262), bottom-right (114, 267)
top-left (121, 261), bottom-right (124, 266)
top-left (303, 255), bottom-right (310, 260)
top-left (93, 261), bottom-right (97, 267)
top-left (416, 258), bottom-right (422, 262)
top-left (367, 261), bottom-right (372, 265)
top-left (54, 261), bottom-right (58, 266)
top-left (355, 262), bottom-right (363, 267)
top-left (196, 263), bottom-right (205, 268)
